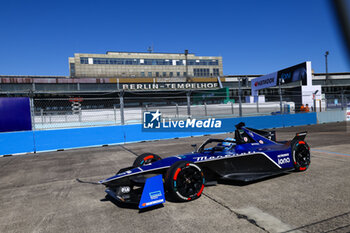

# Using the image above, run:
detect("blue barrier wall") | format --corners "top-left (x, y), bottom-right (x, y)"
top-left (0, 113), bottom-right (317, 156)
top-left (0, 131), bottom-right (35, 155)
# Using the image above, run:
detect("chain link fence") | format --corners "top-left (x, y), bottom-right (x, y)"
top-left (33, 98), bottom-right (121, 129)
top-left (325, 92), bottom-right (350, 110)
top-left (31, 90), bottom-right (349, 130)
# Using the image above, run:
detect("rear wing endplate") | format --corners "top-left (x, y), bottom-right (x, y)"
top-left (291, 131), bottom-right (307, 144)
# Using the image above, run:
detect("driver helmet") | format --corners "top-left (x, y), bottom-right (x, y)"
top-left (222, 137), bottom-right (236, 147)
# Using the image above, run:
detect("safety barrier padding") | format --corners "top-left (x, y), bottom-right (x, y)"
top-left (0, 131), bottom-right (35, 155)
top-left (0, 112), bottom-right (317, 156)
top-left (34, 125), bottom-right (125, 152)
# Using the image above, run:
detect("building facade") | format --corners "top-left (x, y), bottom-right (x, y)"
top-left (69, 51), bottom-right (223, 78)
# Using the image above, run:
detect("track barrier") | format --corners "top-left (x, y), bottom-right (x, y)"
top-left (0, 113), bottom-right (318, 156)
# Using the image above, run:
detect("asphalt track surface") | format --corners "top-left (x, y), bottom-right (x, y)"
top-left (0, 122), bottom-right (349, 233)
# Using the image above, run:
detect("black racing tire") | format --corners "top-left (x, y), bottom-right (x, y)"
top-left (165, 161), bottom-right (205, 202)
top-left (133, 153), bottom-right (162, 167)
top-left (292, 141), bottom-right (311, 172)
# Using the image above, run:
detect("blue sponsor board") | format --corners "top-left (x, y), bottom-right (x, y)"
top-left (139, 175), bottom-right (165, 209)
top-left (277, 62), bottom-right (307, 85)
top-left (0, 97), bottom-right (32, 133)
top-left (251, 62), bottom-right (308, 96)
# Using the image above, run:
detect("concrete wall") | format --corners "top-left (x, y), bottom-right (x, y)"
top-left (316, 110), bottom-right (347, 124)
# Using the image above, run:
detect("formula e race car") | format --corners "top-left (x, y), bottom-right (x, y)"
top-left (99, 122), bottom-right (310, 209)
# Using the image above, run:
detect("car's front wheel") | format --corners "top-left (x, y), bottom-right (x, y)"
top-left (165, 161), bottom-right (205, 202)
top-left (293, 141), bottom-right (310, 171)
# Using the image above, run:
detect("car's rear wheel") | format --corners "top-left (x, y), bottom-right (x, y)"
top-left (133, 153), bottom-right (161, 167)
top-left (165, 161), bottom-right (205, 202)
top-left (293, 141), bottom-right (310, 172)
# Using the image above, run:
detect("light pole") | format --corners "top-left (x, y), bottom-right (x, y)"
top-left (279, 78), bottom-right (283, 113)
top-left (325, 51), bottom-right (329, 84)
top-left (313, 90), bottom-right (319, 112)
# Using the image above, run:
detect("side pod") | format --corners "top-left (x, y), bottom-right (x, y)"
top-left (138, 175), bottom-right (165, 209)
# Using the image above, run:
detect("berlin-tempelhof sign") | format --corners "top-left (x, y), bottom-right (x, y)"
top-left (121, 82), bottom-right (219, 90)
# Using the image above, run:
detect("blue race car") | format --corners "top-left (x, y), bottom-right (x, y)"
top-left (99, 122), bottom-right (310, 209)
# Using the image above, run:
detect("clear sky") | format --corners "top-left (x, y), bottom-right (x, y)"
top-left (0, 0), bottom-right (349, 76)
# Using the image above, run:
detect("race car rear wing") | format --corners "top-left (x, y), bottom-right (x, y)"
top-left (290, 131), bottom-right (307, 144)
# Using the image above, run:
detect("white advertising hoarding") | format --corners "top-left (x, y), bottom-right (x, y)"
top-left (251, 72), bottom-right (278, 96)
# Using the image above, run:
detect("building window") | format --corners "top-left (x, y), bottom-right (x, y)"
top-left (80, 57), bottom-right (219, 66)
top-left (80, 58), bottom-right (89, 64)
top-left (176, 60), bottom-right (184, 66)
top-left (194, 68), bottom-right (210, 77)
top-left (183, 72), bottom-right (187, 77)
top-left (70, 63), bottom-right (75, 77)
top-left (162, 72), bottom-right (166, 77)
top-left (177, 72), bottom-right (180, 77)
top-left (169, 72), bottom-right (173, 77)
top-left (156, 72), bottom-right (159, 77)
top-left (141, 72), bottom-right (145, 77)
top-left (213, 68), bottom-right (220, 76)
top-left (148, 72), bottom-right (152, 77)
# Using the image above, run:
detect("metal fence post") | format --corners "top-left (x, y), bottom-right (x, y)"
top-left (279, 79), bottom-right (283, 113)
top-left (204, 101), bottom-right (207, 116)
top-left (40, 109), bottom-right (44, 124)
top-left (341, 91), bottom-right (345, 110)
top-left (79, 109), bottom-right (82, 122)
top-left (29, 98), bottom-right (37, 153)
top-left (113, 105), bottom-right (117, 123)
top-left (176, 103), bottom-right (179, 117)
top-left (231, 101), bottom-right (234, 115)
top-left (30, 98), bottom-right (36, 131)
top-left (186, 91), bottom-right (191, 117)
top-left (119, 91), bottom-right (125, 125)
top-left (238, 78), bottom-right (242, 117)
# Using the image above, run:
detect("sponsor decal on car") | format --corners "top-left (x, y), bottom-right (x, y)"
top-left (278, 157), bottom-right (290, 165)
top-left (194, 151), bottom-right (256, 162)
top-left (277, 153), bottom-right (289, 158)
top-left (277, 154), bottom-right (291, 165)
top-left (142, 199), bottom-right (165, 207)
top-left (149, 191), bottom-right (162, 200)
